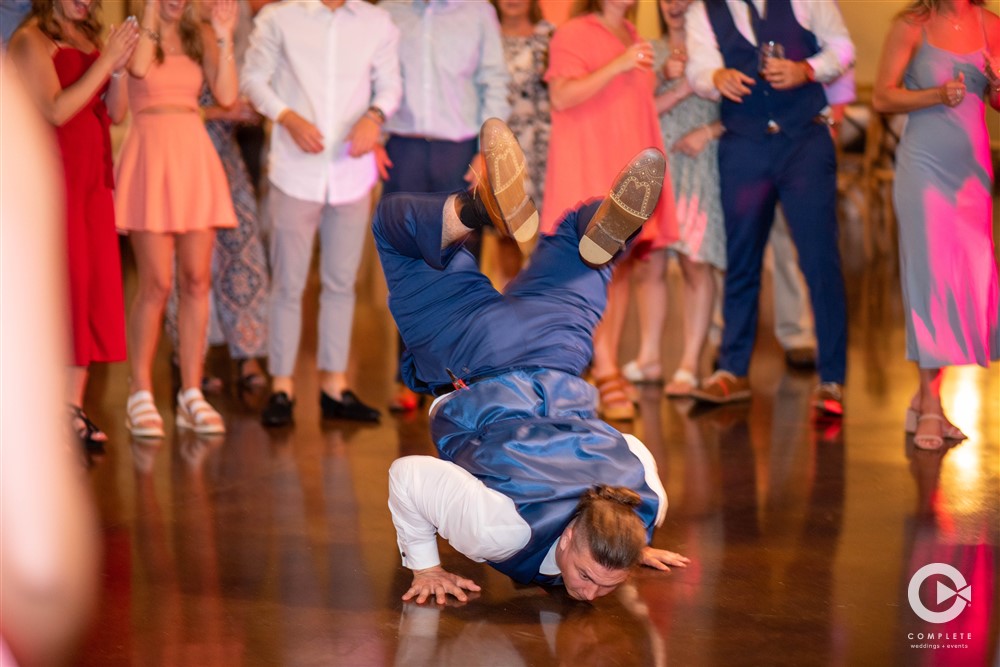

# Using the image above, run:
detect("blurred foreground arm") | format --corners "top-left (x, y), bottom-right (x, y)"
top-left (0, 62), bottom-right (100, 667)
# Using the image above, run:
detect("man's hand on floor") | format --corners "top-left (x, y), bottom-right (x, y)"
top-left (640, 547), bottom-right (691, 571)
top-left (404, 566), bottom-right (482, 604)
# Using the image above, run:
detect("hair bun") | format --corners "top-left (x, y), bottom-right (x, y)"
top-left (594, 485), bottom-right (641, 508)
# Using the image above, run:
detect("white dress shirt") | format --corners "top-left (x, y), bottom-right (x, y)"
top-left (241, 0), bottom-right (401, 204)
top-left (381, 0), bottom-right (510, 142)
top-left (685, 0), bottom-right (855, 102)
top-left (387, 434), bottom-right (668, 575)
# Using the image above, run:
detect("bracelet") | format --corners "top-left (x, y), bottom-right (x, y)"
top-left (140, 25), bottom-right (159, 42)
top-left (365, 105), bottom-right (386, 125)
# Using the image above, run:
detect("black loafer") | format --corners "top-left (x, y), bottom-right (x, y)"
top-left (261, 391), bottom-right (294, 427)
top-left (320, 389), bottom-right (381, 423)
top-left (784, 347), bottom-right (817, 371)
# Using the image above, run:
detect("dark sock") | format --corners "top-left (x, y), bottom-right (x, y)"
top-left (456, 190), bottom-right (492, 231)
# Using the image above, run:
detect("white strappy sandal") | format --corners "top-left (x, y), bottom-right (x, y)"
top-left (126, 390), bottom-right (165, 439)
top-left (176, 388), bottom-right (225, 435)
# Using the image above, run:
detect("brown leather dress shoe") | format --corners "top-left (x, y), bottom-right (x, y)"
top-left (811, 382), bottom-right (844, 418)
top-left (690, 370), bottom-right (751, 404)
top-left (477, 118), bottom-right (538, 243)
top-left (579, 148), bottom-right (666, 267)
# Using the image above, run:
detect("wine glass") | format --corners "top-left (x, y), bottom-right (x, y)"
top-left (758, 41), bottom-right (784, 77)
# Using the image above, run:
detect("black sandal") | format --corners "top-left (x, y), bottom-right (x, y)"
top-left (69, 404), bottom-right (107, 449)
top-left (236, 359), bottom-right (268, 392)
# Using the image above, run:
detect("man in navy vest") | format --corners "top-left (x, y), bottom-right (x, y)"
top-left (684, 0), bottom-right (854, 417)
top-left (382, 120), bottom-right (688, 604)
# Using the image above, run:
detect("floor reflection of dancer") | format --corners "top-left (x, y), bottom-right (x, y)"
top-left (380, 119), bottom-right (688, 604)
top-left (394, 587), bottom-right (657, 666)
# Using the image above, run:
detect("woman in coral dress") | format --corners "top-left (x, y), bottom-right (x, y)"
top-left (8, 0), bottom-right (139, 448)
top-left (117, 0), bottom-right (239, 437)
top-left (544, 0), bottom-right (677, 420)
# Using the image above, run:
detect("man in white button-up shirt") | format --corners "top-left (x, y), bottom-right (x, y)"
top-left (242, 0), bottom-right (401, 427)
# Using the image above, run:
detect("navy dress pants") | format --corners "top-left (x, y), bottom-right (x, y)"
top-left (373, 193), bottom-right (608, 394)
top-left (717, 124), bottom-right (847, 384)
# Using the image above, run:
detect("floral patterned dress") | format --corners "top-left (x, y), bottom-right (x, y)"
top-left (654, 38), bottom-right (726, 270)
top-left (502, 20), bottom-right (553, 212)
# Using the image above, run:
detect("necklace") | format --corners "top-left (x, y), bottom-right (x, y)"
top-left (939, 9), bottom-right (967, 31)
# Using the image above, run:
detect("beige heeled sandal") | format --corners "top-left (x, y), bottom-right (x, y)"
top-left (904, 407), bottom-right (966, 441)
top-left (913, 413), bottom-right (946, 450)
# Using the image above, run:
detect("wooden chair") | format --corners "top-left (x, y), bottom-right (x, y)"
top-left (861, 111), bottom-right (899, 259)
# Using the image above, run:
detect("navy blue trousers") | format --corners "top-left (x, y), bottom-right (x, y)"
top-left (373, 193), bottom-right (608, 394)
top-left (382, 135), bottom-right (478, 195)
top-left (383, 136), bottom-right (482, 379)
top-left (717, 125), bottom-right (847, 384)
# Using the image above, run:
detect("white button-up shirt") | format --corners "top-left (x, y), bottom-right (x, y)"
top-left (387, 434), bottom-right (668, 574)
top-left (381, 0), bottom-right (510, 142)
top-left (241, 0), bottom-right (402, 204)
top-left (685, 0), bottom-right (854, 102)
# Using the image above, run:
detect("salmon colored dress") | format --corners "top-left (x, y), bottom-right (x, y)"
top-left (542, 14), bottom-right (676, 254)
top-left (115, 54), bottom-right (236, 233)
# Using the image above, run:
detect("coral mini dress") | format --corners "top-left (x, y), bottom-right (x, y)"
top-left (115, 54), bottom-right (236, 233)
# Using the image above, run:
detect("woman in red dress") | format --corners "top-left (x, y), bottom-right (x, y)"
top-left (9, 0), bottom-right (139, 448)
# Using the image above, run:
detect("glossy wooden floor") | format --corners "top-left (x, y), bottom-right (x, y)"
top-left (78, 220), bottom-right (999, 667)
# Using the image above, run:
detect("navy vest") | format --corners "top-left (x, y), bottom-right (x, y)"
top-left (430, 368), bottom-right (661, 585)
top-left (705, 0), bottom-right (827, 137)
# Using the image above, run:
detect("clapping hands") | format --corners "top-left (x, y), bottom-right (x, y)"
top-left (102, 17), bottom-right (140, 76)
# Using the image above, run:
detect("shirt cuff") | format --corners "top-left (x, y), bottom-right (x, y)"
top-left (691, 70), bottom-right (722, 102)
top-left (268, 104), bottom-right (290, 125)
top-left (399, 539), bottom-right (441, 571)
top-left (806, 55), bottom-right (842, 85)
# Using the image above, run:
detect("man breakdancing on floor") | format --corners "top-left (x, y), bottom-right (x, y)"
top-left (380, 119), bottom-right (689, 604)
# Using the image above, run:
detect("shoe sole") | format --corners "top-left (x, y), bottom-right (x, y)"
top-left (176, 413), bottom-right (226, 435)
top-left (125, 419), bottom-right (165, 439)
top-left (690, 388), bottom-right (751, 404)
top-left (321, 412), bottom-right (380, 423)
top-left (579, 148), bottom-right (665, 266)
top-left (479, 118), bottom-right (538, 243)
top-left (811, 399), bottom-right (843, 418)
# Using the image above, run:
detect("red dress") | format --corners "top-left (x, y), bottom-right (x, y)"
top-left (53, 47), bottom-right (126, 366)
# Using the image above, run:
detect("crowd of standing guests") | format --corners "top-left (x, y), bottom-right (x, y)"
top-left (3, 0), bottom-right (998, 453)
